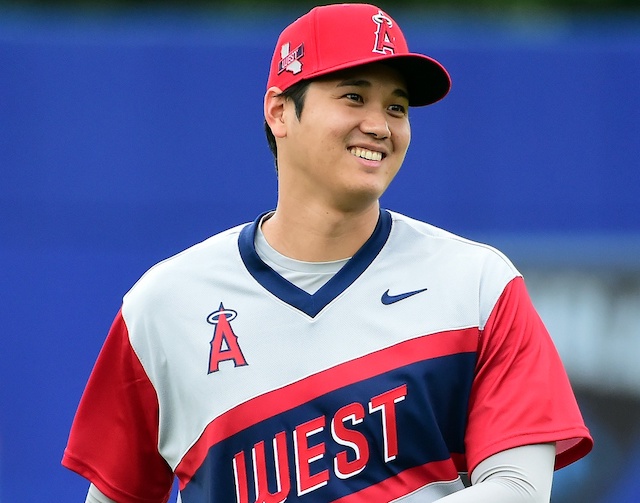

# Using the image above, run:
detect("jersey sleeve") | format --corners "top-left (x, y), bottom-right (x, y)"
top-left (464, 276), bottom-right (593, 475)
top-left (62, 310), bottom-right (174, 503)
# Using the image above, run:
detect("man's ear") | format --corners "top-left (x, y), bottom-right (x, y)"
top-left (264, 87), bottom-right (287, 139)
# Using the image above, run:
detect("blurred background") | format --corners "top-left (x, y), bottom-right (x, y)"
top-left (1, 0), bottom-right (639, 501)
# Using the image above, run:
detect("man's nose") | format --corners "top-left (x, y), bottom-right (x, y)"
top-left (360, 110), bottom-right (391, 139)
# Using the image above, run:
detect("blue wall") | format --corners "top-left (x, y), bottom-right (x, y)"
top-left (1, 8), bottom-right (639, 502)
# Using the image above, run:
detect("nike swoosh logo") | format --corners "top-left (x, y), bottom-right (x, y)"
top-left (381, 288), bottom-right (428, 305)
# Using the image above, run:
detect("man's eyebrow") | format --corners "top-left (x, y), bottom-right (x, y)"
top-left (336, 78), bottom-right (409, 101)
top-left (337, 78), bottom-right (371, 88)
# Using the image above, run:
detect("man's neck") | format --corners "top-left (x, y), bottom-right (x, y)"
top-left (260, 202), bottom-right (381, 262)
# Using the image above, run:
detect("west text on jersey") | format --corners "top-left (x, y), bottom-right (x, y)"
top-left (232, 384), bottom-right (407, 501)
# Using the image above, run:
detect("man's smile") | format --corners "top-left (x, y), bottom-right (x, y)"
top-left (349, 146), bottom-right (385, 161)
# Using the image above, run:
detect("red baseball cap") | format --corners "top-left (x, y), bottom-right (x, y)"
top-left (267, 3), bottom-right (451, 107)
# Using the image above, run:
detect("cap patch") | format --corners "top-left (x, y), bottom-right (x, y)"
top-left (372, 10), bottom-right (395, 55)
top-left (277, 42), bottom-right (305, 75)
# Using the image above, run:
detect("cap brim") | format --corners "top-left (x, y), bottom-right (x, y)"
top-left (383, 54), bottom-right (451, 106)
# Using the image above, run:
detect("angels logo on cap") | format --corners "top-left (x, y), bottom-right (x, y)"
top-left (266, 3), bottom-right (451, 107)
top-left (372, 10), bottom-right (395, 55)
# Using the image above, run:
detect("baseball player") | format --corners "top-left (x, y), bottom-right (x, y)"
top-left (63, 4), bottom-right (592, 503)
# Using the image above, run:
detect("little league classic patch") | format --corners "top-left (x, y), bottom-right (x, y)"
top-left (278, 42), bottom-right (304, 75)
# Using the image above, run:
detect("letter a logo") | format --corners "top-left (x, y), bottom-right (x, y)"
top-left (207, 303), bottom-right (248, 373)
top-left (371, 10), bottom-right (395, 55)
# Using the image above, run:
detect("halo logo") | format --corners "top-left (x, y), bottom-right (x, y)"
top-left (207, 303), bottom-right (248, 373)
top-left (372, 10), bottom-right (395, 55)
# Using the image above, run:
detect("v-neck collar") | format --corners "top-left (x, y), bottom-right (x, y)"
top-left (238, 209), bottom-right (392, 317)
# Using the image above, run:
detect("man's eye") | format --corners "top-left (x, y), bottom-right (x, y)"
top-left (344, 93), bottom-right (363, 102)
top-left (389, 104), bottom-right (407, 115)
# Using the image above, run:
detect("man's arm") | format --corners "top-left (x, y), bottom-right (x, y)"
top-left (437, 443), bottom-right (555, 502)
top-left (85, 484), bottom-right (117, 503)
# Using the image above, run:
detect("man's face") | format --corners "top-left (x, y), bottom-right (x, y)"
top-left (277, 63), bottom-right (411, 214)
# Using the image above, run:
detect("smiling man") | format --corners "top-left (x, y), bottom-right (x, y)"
top-left (63, 4), bottom-right (592, 503)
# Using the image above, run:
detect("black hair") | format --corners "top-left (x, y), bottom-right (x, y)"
top-left (264, 80), bottom-right (311, 172)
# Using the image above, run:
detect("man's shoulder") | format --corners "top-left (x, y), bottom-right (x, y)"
top-left (387, 210), bottom-right (520, 274)
top-left (124, 221), bottom-right (250, 300)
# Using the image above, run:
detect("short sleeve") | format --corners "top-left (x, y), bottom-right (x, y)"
top-left (62, 310), bottom-right (174, 503)
top-left (464, 276), bottom-right (593, 474)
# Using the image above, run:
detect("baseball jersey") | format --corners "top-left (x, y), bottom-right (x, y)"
top-left (62, 209), bottom-right (593, 503)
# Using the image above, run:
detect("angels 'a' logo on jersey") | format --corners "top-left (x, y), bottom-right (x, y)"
top-left (371, 10), bottom-right (395, 55)
top-left (207, 303), bottom-right (248, 373)
top-left (277, 42), bottom-right (304, 75)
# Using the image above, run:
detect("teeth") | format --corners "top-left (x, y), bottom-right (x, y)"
top-left (350, 147), bottom-right (383, 162)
